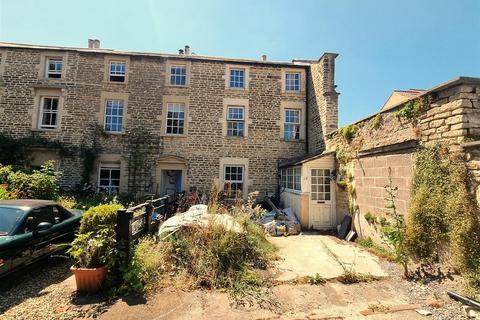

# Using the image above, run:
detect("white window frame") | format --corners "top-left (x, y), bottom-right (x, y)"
top-left (285, 72), bottom-right (301, 91)
top-left (311, 169), bottom-right (331, 201)
top-left (104, 99), bottom-right (124, 133)
top-left (229, 68), bottom-right (245, 88)
top-left (170, 65), bottom-right (187, 86)
top-left (280, 167), bottom-right (301, 192)
top-left (38, 96), bottom-right (60, 129)
top-left (284, 109), bottom-right (301, 140)
top-left (226, 106), bottom-right (245, 137)
top-left (165, 103), bottom-right (185, 135)
top-left (98, 163), bottom-right (121, 195)
top-left (109, 61), bottom-right (126, 82)
top-left (223, 165), bottom-right (244, 199)
top-left (46, 58), bottom-right (63, 79)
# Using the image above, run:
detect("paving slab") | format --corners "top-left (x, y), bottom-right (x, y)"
top-left (268, 234), bottom-right (388, 282)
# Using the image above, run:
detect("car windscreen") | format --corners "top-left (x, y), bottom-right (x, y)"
top-left (0, 207), bottom-right (25, 235)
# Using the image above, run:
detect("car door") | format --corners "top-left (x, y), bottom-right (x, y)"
top-left (21, 205), bottom-right (56, 261)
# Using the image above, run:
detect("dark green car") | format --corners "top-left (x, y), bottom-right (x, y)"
top-left (0, 199), bottom-right (83, 278)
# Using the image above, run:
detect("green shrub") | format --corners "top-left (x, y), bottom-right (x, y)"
top-left (57, 195), bottom-right (77, 209)
top-left (0, 161), bottom-right (59, 200)
top-left (68, 228), bottom-right (117, 269)
top-left (0, 184), bottom-right (10, 200)
top-left (406, 145), bottom-right (480, 290)
top-left (363, 212), bottom-right (377, 225)
top-left (121, 236), bottom-right (165, 293)
top-left (79, 203), bottom-right (123, 234)
top-left (370, 114), bottom-right (383, 129)
top-left (339, 124), bottom-right (358, 142)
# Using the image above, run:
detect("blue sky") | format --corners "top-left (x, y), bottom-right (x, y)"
top-left (1, 0), bottom-right (479, 126)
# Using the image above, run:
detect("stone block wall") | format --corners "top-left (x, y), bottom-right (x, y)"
top-left (325, 78), bottom-right (480, 239)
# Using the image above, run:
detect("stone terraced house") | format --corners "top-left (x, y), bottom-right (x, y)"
top-left (0, 40), bottom-right (342, 229)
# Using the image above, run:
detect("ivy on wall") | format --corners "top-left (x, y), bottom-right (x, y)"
top-left (405, 144), bottom-right (480, 290)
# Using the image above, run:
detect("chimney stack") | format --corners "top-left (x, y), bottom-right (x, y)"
top-left (88, 39), bottom-right (101, 49)
top-left (184, 45), bottom-right (190, 55)
top-left (261, 54), bottom-right (267, 61)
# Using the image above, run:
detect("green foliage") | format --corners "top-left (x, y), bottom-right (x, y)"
top-left (0, 185), bottom-right (11, 200)
top-left (0, 132), bottom-right (71, 166)
top-left (364, 212), bottom-right (377, 225)
top-left (395, 95), bottom-right (432, 120)
top-left (336, 179), bottom-right (347, 189)
top-left (370, 114), bottom-right (383, 130)
top-left (0, 161), bottom-right (59, 200)
top-left (339, 124), bottom-right (358, 142)
top-left (68, 228), bottom-right (117, 269)
top-left (383, 167), bottom-right (409, 277)
top-left (57, 195), bottom-right (77, 209)
top-left (121, 236), bottom-right (164, 293)
top-left (79, 203), bottom-right (123, 234)
top-left (338, 270), bottom-right (377, 284)
top-left (356, 237), bottom-right (396, 262)
top-left (336, 146), bottom-right (350, 165)
top-left (406, 145), bottom-right (480, 290)
top-left (307, 273), bottom-right (326, 285)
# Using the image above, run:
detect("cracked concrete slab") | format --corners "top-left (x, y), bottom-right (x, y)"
top-left (269, 234), bottom-right (388, 282)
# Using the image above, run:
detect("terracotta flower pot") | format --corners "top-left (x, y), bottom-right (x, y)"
top-left (70, 266), bottom-right (107, 293)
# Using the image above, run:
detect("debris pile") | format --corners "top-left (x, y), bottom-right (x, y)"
top-left (260, 198), bottom-right (300, 236)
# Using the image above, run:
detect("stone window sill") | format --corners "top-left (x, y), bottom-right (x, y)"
top-left (31, 128), bottom-right (61, 133)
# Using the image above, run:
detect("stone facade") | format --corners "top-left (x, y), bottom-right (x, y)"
top-left (326, 77), bottom-right (480, 239)
top-left (0, 43), bottom-right (338, 197)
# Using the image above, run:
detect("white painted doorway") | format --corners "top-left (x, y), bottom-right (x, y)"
top-left (309, 168), bottom-right (334, 229)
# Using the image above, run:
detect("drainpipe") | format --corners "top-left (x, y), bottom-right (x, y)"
top-left (305, 66), bottom-right (310, 154)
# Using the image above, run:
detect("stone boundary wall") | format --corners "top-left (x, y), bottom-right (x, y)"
top-left (325, 78), bottom-right (480, 239)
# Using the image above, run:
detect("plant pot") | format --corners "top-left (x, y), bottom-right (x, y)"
top-left (70, 266), bottom-right (107, 293)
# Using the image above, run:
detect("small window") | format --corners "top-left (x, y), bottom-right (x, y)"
top-left (98, 164), bottom-right (121, 195)
top-left (229, 69), bottom-right (244, 88)
top-left (226, 106), bottom-right (244, 137)
top-left (311, 169), bottom-right (331, 201)
top-left (104, 100), bottom-right (124, 133)
top-left (46, 58), bottom-right (63, 78)
top-left (224, 165), bottom-right (244, 198)
top-left (39, 97), bottom-right (59, 129)
top-left (284, 109), bottom-right (300, 140)
top-left (280, 167), bottom-right (301, 191)
top-left (285, 72), bottom-right (300, 91)
top-left (109, 61), bottom-right (126, 82)
top-left (170, 65), bottom-right (187, 86)
top-left (166, 103), bottom-right (185, 135)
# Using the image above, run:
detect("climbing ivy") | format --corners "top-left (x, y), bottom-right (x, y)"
top-left (338, 124), bottom-right (358, 143)
top-left (405, 144), bottom-right (480, 290)
top-left (395, 95), bottom-right (432, 121)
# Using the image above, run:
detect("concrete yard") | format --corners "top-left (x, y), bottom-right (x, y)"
top-left (269, 234), bottom-right (388, 282)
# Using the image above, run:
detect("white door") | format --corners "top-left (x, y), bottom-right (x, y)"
top-left (310, 168), bottom-right (333, 229)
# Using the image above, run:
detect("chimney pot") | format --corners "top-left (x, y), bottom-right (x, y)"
top-left (179, 49), bottom-right (184, 55)
top-left (94, 39), bottom-right (100, 49)
top-left (262, 55), bottom-right (267, 61)
top-left (88, 39), bottom-right (94, 48)
top-left (184, 45), bottom-right (190, 55)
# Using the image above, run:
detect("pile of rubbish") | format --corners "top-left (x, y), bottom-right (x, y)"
top-left (158, 204), bottom-right (243, 236)
top-left (260, 198), bottom-right (301, 236)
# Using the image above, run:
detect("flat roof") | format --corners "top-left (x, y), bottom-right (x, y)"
top-left (0, 41), bottom-right (323, 67)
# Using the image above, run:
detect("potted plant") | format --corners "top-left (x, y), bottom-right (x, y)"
top-left (68, 228), bottom-right (116, 293)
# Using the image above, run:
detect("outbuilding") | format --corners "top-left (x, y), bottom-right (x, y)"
top-left (279, 151), bottom-right (345, 230)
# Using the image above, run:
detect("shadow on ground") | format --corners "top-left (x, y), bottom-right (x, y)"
top-left (0, 256), bottom-right (72, 313)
